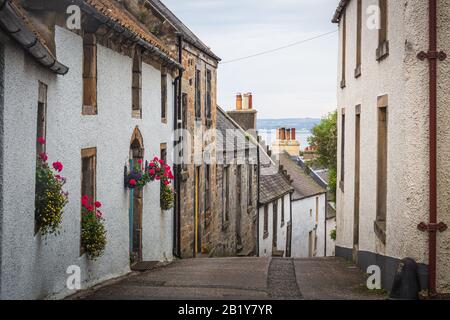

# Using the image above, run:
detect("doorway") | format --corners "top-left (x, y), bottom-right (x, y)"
top-left (130, 127), bottom-right (144, 265)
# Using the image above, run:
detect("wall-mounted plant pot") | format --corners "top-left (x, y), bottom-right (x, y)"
top-left (124, 171), bottom-right (142, 189)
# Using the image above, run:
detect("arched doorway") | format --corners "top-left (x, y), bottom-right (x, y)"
top-left (130, 127), bottom-right (144, 265)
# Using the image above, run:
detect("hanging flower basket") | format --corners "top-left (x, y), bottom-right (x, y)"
top-left (124, 156), bottom-right (175, 210)
top-left (35, 138), bottom-right (69, 236)
top-left (81, 196), bottom-right (107, 260)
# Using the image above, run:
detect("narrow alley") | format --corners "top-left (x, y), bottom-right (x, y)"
top-left (71, 257), bottom-right (385, 300)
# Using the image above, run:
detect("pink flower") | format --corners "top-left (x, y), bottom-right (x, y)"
top-left (156, 175), bottom-right (161, 181)
top-left (87, 205), bottom-right (94, 212)
top-left (159, 159), bottom-right (165, 165)
top-left (37, 137), bottom-right (46, 145)
top-left (129, 179), bottom-right (137, 186)
top-left (156, 167), bottom-right (161, 172)
top-left (164, 172), bottom-right (169, 178)
top-left (153, 157), bottom-right (159, 162)
top-left (94, 201), bottom-right (102, 208)
top-left (138, 159), bottom-right (143, 165)
top-left (52, 161), bottom-right (63, 172)
top-left (149, 169), bottom-right (155, 175)
top-left (149, 162), bottom-right (155, 167)
top-left (96, 211), bottom-right (103, 219)
top-left (164, 180), bottom-right (170, 186)
top-left (39, 152), bottom-right (48, 162)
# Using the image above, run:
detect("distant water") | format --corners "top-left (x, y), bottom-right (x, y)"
top-left (257, 118), bottom-right (320, 150)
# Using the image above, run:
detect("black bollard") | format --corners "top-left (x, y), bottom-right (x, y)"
top-left (389, 258), bottom-right (421, 300)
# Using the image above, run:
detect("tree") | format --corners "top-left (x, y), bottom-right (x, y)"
top-left (307, 111), bottom-right (337, 198)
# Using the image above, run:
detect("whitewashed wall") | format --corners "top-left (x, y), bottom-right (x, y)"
top-left (258, 194), bottom-right (290, 257)
top-left (335, 0), bottom-right (450, 291)
top-left (326, 218), bottom-right (336, 257)
top-left (0, 26), bottom-right (174, 299)
top-left (291, 194), bottom-right (326, 258)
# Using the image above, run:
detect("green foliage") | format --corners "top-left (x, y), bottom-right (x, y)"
top-left (308, 111), bottom-right (338, 197)
top-left (330, 229), bottom-right (337, 241)
top-left (81, 204), bottom-right (107, 260)
top-left (35, 161), bottom-right (68, 236)
top-left (160, 183), bottom-right (174, 211)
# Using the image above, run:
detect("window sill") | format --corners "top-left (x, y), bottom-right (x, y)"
top-left (132, 110), bottom-right (142, 119)
top-left (354, 65), bottom-right (361, 78)
top-left (374, 220), bottom-right (386, 244)
top-left (82, 105), bottom-right (97, 116)
top-left (161, 118), bottom-right (167, 124)
top-left (376, 40), bottom-right (389, 62)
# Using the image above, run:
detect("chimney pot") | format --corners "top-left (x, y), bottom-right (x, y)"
top-left (248, 92), bottom-right (253, 109)
top-left (291, 128), bottom-right (296, 141)
top-left (286, 129), bottom-right (291, 141)
top-left (281, 128), bottom-right (286, 141)
top-left (236, 93), bottom-right (242, 110)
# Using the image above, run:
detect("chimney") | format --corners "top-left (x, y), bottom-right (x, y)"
top-left (291, 128), bottom-right (296, 141)
top-left (286, 129), bottom-right (291, 141)
top-left (236, 93), bottom-right (242, 110)
top-left (248, 93), bottom-right (253, 110)
top-left (280, 128), bottom-right (286, 141)
top-left (243, 93), bottom-right (250, 110)
top-left (276, 128), bottom-right (281, 140)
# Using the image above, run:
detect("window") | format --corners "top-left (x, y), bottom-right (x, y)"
top-left (263, 205), bottom-right (269, 239)
top-left (195, 69), bottom-right (201, 120)
top-left (340, 109), bottom-right (346, 190)
top-left (248, 166), bottom-right (253, 207)
top-left (222, 166), bottom-right (230, 225)
top-left (340, 12), bottom-right (346, 88)
top-left (132, 47), bottom-right (142, 118)
top-left (83, 33), bottom-right (97, 115)
top-left (35, 82), bottom-right (47, 234)
top-left (161, 73), bottom-right (167, 122)
top-left (316, 197), bottom-right (319, 224)
top-left (376, 0), bottom-right (389, 60)
top-left (205, 69), bottom-right (212, 122)
top-left (205, 165), bottom-right (210, 211)
top-left (281, 196), bottom-right (285, 225)
top-left (160, 143), bottom-right (167, 164)
top-left (81, 148), bottom-right (97, 254)
top-left (36, 82), bottom-right (47, 156)
top-left (355, 0), bottom-right (362, 78)
top-left (375, 95), bottom-right (388, 243)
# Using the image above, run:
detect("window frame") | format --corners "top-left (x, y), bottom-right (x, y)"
top-left (161, 73), bottom-right (167, 123)
top-left (82, 33), bottom-right (97, 115)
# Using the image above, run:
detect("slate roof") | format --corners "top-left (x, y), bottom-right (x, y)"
top-left (279, 152), bottom-right (326, 201)
top-left (259, 148), bottom-right (293, 205)
top-left (147, 0), bottom-right (221, 61)
top-left (332, 0), bottom-right (350, 23)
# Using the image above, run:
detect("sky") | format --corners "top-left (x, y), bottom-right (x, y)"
top-left (163, 0), bottom-right (339, 119)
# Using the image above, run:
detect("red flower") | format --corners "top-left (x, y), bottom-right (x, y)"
top-left (87, 205), bottom-right (94, 212)
top-left (138, 159), bottom-right (143, 165)
top-left (153, 157), bottom-right (159, 162)
top-left (159, 159), bottom-right (165, 165)
top-left (155, 175), bottom-right (161, 180)
top-left (149, 162), bottom-right (155, 167)
top-left (94, 201), bottom-right (102, 208)
top-left (81, 196), bottom-right (89, 208)
top-left (156, 167), bottom-right (161, 172)
top-left (129, 179), bottom-right (137, 186)
top-left (164, 172), bottom-right (169, 178)
top-left (169, 172), bottom-right (174, 180)
top-left (149, 169), bottom-right (155, 175)
top-left (37, 137), bottom-right (46, 145)
top-left (52, 161), bottom-right (63, 172)
top-left (39, 152), bottom-right (48, 162)
top-left (164, 180), bottom-right (170, 186)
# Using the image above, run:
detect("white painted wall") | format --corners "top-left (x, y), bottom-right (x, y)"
top-left (258, 194), bottom-right (290, 257)
top-left (335, 0), bottom-right (450, 291)
top-left (0, 26), bottom-right (174, 299)
top-left (326, 218), bottom-right (336, 257)
top-left (291, 194), bottom-right (326, 258)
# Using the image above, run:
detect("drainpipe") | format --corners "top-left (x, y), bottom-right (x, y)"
top-left (256, 134), bottom-right (261, 257)
top-left (417, 0), bottom-right (448, 296)
top-left (173, 33), bottom-right (184, 258)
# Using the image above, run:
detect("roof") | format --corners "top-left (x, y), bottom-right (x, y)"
top-left (0, 0), bottom-right (68, 74)
top-left (147, 0), bottom-right (221, 61)
top-left (332, 0), bottom-right (350, 23)
top-left (279, 152), bottom-right (326, 201)
top-left (216, 106), bottom-right (258, 164)
top-left (259, 148), bottom-right (293, 205)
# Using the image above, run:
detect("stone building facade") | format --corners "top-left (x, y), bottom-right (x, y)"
top-left (333, 0), bottom-right (450, 293)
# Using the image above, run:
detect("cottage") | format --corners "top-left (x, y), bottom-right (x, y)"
top-left (333, 0), bottom-right (450, 293)
top-left (0, 0), bottom-right (183, 299)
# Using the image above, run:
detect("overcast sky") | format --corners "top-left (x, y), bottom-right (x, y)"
top-left (163, 0), bottom-right (339, 119)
